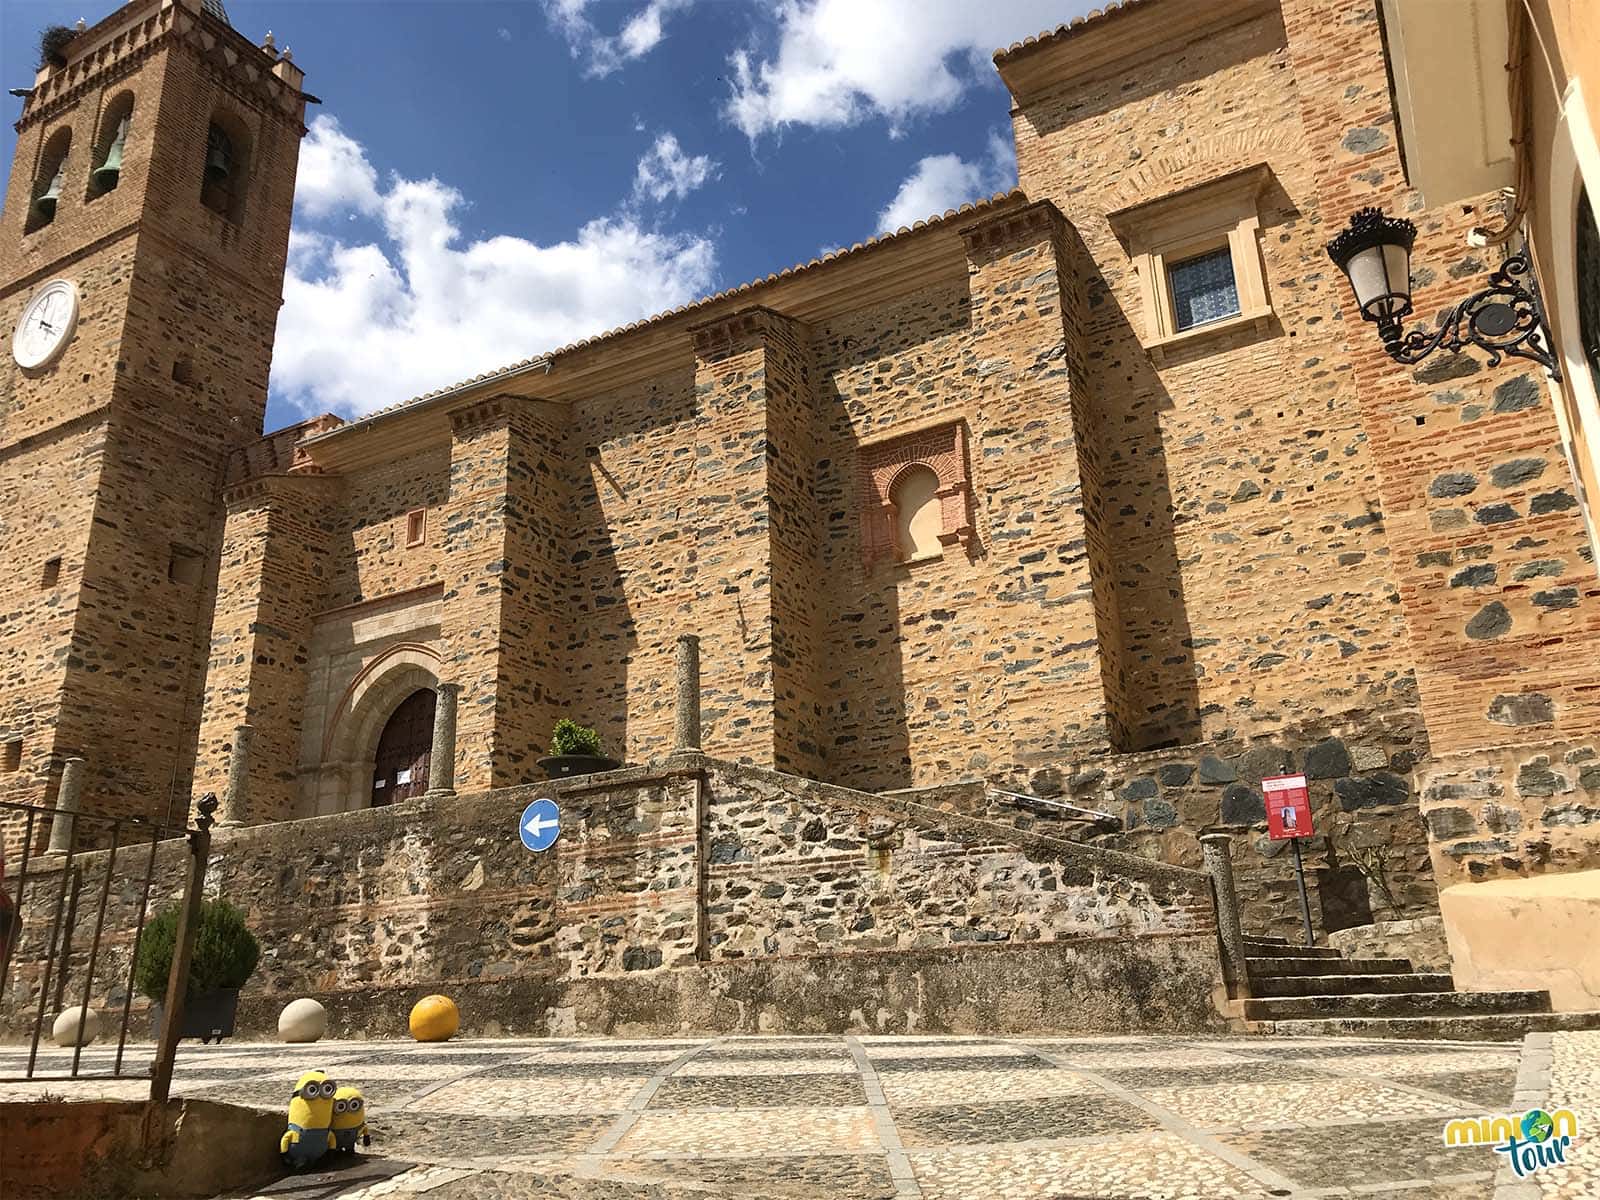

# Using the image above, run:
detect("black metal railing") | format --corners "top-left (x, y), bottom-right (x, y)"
top-left (0, 792), bottom-right (217, 1104)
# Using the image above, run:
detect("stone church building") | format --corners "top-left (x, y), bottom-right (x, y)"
top-left (5, 0), bottom-right (1600, 1002)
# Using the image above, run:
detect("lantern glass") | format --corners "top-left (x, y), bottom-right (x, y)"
top-left (1344, 241), bottom-right (1412, 320)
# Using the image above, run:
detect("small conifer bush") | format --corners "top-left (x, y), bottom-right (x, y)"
top-left (134, 899), bottom-right (259, 1000)
top-left (550, 718), bottom-right (603, 757)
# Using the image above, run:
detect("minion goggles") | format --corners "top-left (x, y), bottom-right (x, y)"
top-left (292, 1079), bottom-right (338, 1099)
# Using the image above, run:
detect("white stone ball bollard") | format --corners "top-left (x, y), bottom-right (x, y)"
top-left (278, 997), bottom-right (328, 1043)
top-left (51, 1006), bottom-right (101, 1047)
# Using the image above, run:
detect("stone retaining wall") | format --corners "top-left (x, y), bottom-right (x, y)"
top-left (892, 712), bottom-right (1437, 944)
top-left (1, 757), bottom-right (1217, 1039)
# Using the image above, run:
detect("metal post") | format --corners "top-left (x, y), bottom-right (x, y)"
top-left (674, 635), bottom-right (701, 752)
top-left (1290, 837), bottom-right (1316, 947)
top-left (217, 725), bottom-right (253, 828)
top-left (51, 866), bottom-right (83, 1014)
top-left (45, 756), bottom-right (85, 855)
top-left (70, 822), bottom-right (120, 1077)
top-left (424, 683), bottom-right (459, 799)
top-left (0, 807), bottom-right (37, 1003)
top-left (115, 826), bottom-right (161, 1077)
top-left (1199, 833), bottom-right (1251, 1000)
top-left (28, 834), bottom-right (78, 1077)
top-left (150, 795), bottom-right (217, 1106)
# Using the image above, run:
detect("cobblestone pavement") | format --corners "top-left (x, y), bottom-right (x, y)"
top-left (0, 1032), bottom-right (1575, 1198)
top-left (1533, 1031), bottom-right (1598, 1200)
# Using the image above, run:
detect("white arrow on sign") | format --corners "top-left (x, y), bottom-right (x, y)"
top-left (523, 810), bottom-right (558, 840)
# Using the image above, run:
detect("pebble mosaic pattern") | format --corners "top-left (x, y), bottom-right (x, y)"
top-left (0, 1033), bottom-right (1558, 1197)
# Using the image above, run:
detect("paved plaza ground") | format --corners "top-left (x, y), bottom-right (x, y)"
top-left (2, 1032), bottom-right (1594, 1199)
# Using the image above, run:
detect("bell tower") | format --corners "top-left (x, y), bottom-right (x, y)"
top-left (0, 0), bottom-right (308, 825)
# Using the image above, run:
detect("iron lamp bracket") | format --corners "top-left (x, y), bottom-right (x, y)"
top-left (1376, 252), bottom-right (1562, 381)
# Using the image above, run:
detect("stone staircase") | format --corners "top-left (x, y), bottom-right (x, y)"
top-left (1236, 935), bottom-right (1600, 1039)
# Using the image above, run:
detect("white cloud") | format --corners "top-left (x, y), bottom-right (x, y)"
top-left (496, 27), bottom-right (511, 42)
top-left (544, 0), bottom-right (693, 77)
top-left (876, 129), bottom-right (1015, 234)
top-left (727, 0), bottom-right (1088, 140)
top-left (272, 117), bottom-right (717, 419)
top-left (632, 132), bottom-right (718, 204)
top-left (293, 115), bottom-right (381, 220)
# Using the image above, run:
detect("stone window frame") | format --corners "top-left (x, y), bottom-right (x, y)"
top-left (405, 508), bottom-right (427, 548)
top-left (859, 418), bottom-right (974, 570)
top-left (1107, 163), bottom-right (1274, 365)
top-left (2, 738), bottom-right (20, 772)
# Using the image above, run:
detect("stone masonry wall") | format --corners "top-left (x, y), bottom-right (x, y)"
top-left (1418, 736), bottom-right (1600, 887)
top-left (1013, 5), bottom-right (1417, 753)
top-left (898, 707), bottom-right (1437, 943)
top-left (0, 758), bottom-right (1216, 1037)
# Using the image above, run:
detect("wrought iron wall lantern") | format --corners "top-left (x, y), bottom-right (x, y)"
top-left (1325, 207), bottom-right (1562, 381)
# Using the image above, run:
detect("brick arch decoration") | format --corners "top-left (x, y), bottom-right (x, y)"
top-left (1097, 129), bottom-right (1310, 216)
top-left (318, 644), bottom-right (441, 812)
top-left (860, 420), bottom-right (975, 568)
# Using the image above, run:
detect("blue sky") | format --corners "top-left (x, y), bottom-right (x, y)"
top-left (3, 0), bottom-right (1095, 431)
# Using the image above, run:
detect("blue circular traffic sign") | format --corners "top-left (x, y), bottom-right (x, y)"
top-left (518, 797), bottom-right (560, 852)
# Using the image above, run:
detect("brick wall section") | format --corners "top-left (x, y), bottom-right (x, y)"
top-left (192, 475), bottom-right (337, 820)
top-left (563, 366), bottom-right (698, 764)
top-left (1012, 4), bottom-right (1417, 753)
top-left (1280, 0), bottom-right (1600, 753)
top-left (0, 0), bottom-right (306, 826)
top-left (437, 400), bottom-right (566, 789)
top-left (762, 314), bottom-right (827, 778)
top-left (688, 310), bottom-right (796, 767)
top-left (325, 448), bottom-right (449, 607)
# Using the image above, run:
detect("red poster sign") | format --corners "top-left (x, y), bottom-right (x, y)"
top-left (1263, 773), bottom-right (1313, 840)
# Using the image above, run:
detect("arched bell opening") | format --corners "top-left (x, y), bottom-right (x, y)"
top-left (370, 688), bottom-right (435, 807)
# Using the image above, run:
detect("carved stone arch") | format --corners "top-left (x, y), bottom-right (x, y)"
top-left (312, 644), bottom-right (441, 814)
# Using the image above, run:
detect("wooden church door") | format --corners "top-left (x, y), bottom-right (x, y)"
top-left (371, 688), bottom-right (435, 806)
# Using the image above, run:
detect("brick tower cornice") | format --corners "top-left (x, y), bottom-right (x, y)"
top-left (16, 0), bottom-right (308, 137)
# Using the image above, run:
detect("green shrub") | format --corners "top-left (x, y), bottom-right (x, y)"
top-left (133, 899), bottom-right (259, 1000)
top-left (550, 718), bottom-right (602, 757)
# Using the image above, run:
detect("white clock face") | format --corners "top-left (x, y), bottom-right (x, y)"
top-left (12, 279), bottom-right (79, 370)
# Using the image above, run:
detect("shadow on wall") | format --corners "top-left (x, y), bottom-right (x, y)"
top-left (563, 368), bottom-right (697, 764)
top-left (1085, 269), bottom-right (1201, 751)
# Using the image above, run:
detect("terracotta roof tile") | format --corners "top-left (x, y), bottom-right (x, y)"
top-left (328, 188), bottom-right (1027, 433)
top-left (993, 0), bottom-right (1156, 65)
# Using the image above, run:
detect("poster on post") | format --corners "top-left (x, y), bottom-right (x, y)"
top-left (1263, 773), bottom-right (1313, 840)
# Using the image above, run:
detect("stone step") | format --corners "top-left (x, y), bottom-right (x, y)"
top-left (1245, 955), bottom-right (1413, 977)
top-left (1243, 935), bottom-right (1290, 946)
top-left (1250, 972), bottom-right (1454, 997)
top-left (1238, 941), bottom-right (1343, 959)
top-left (1247, 1010), bottom-right (1600, 1041)
top-left (1241, 989), bottom-right (1551, 1021)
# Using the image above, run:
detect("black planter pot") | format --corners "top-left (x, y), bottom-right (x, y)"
top-left (537, 754), bottom-right (622, 780)
top-left (151, 987), bottom-right (240, 1044)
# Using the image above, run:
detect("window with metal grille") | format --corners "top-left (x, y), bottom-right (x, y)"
top-left (1168, 247), bottom-right (1241, 331)
top-left (1579, 187), bottom-right (1599, 402)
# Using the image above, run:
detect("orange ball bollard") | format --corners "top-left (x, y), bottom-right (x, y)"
top-left (408, 994), bottom-right (459, 1043)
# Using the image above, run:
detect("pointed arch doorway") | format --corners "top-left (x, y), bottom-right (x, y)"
top-left (370, 688), bottom-right (435, 806)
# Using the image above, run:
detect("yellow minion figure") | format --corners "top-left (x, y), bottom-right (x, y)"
top-left (331, 1085), bottom-right (370, 1153)
top-left (280, 1070), bottom-right (339, 1168)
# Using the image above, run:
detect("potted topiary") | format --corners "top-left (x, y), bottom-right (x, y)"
top-left (537, 718), bottom-right (622, 779)
top-left (136, 899), bottom-right (259, 1044)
